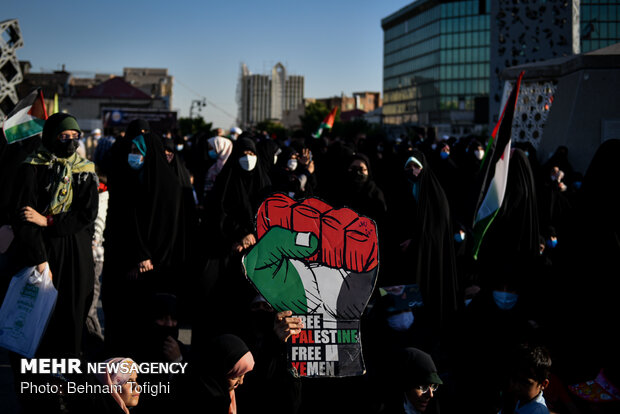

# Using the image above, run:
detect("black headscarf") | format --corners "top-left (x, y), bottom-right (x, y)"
top-left (210, 137), bottom-right (272, 245)
top-left (41, 112), bottom-right (82, 158)
top-left (125, 119), bottom-right (150, 140)
top-left (256, 138), bottom-right (281, 176)
top-left (557, 139), bottom-right (620, 374)
top-left (390, 149), bottom-right (459, 329)
top-left (341, 152), bottom-right (387, 225)
top-left (104, 132), bottom-right (185, 267)
top-left (182, 334), bottom-right (253, 413)
top-left (162, 137), bottom-right (193, 189)
top-left (475, 148), bottom-right (540, 277)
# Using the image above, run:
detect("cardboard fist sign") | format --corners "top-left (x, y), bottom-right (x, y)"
top-left (243, 194), bottom-right (379, 377)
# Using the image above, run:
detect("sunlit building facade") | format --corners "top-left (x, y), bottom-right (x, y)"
top-left (381, 0), bottom-right (491, 132)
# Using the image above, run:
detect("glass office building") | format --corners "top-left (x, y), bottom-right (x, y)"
top-left (581, 1), bottom-right (620, 52)
top-left (382, 0), bottom-right (490, 129)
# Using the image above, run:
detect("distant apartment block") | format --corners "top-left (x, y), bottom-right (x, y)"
top-left (237, 62), bottom-right (304, 128)
top-left (123, 67), bottom-right (173, 109)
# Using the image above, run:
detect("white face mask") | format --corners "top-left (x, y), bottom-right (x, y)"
top-left (474, 149), bottom-right (485, 160)
top-left (386, 311), bottom-right (414, 332)
top-left (287, 158), bottom-right (298, 171)
top-left (239, 154), bottom-right (257, 171)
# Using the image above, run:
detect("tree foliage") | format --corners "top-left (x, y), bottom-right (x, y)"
top-left (299, 101), bottom-right (341, 137)
top-left (178, 116), bottom-right (212, 137)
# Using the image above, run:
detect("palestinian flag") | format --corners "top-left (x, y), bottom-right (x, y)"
top-left (312, 106), bottom-right (338, 138)
top-left (2, 89), bottom-right (48, 144)
top-left (471, 71), bottom-right (524, 260)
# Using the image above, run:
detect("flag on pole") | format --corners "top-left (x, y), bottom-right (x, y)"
top-left (52, 93), bottom-right (59, 115)
top-left (2, 88), bottom-right (48, 144)
top-left (471, 71), bottom-right (524, 260)
top-left (312, 106), bottom-right (338, 139)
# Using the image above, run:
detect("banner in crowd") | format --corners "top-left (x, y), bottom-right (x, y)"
top-left (243, 193), bottom-right (379, 377)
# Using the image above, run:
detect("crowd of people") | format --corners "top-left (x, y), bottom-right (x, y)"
top-left (0, 111), bottom-right (619, 414)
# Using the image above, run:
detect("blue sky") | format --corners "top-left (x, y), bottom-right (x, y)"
top-left (4, 0), bottom-right (411, 129)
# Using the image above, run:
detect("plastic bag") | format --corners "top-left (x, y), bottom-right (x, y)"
top-left (0, 265), bottom-right (58, 357)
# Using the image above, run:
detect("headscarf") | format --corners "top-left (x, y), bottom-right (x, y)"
top-left (205, 136), bottom-right (233, 191)
top-left (199, 334), bottom-right (255, 414)
top-left (125, 119), bottom-right (150, 140)
top-left (23, 113), bottom-right (95, 215)
top-left (475, 148), bottom-right (540, 277)
top-left (105, 132), bottom-right (185, 267)
top-left (391, 149), bottom-right (459, 328)
top-left (211, 137), bottom-right (271, 243)
top-left (95, 357), bottom-right (138, 414)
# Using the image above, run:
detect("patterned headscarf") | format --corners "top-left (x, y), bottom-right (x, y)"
top-left (95, 357), bottom-right (138, 414)
top-left (23, 112), bottom-right (95, 215)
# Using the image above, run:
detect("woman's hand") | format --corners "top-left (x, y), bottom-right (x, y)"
top-left (274, 310), bottom-right (304, 343)
top-left (21, 206), bottom-right (47, 227)
top-left (36, 261), bottom-right (53, 281)
top-left (233, 234), bottom-right (257, 253)
top-left (138, 259), bottom-right (153, 273)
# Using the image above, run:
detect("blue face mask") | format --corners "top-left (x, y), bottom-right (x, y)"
top-left (440, 151), bottom-right (450, 160)
top-left (386, 311), bottom-right (414, 332)
top-left (546, 238), bottom-right (558, 249)
top-left (208, 149), bottom-right (218, 159)
top-left (493, 291), bottom-right (519, 310)
top-left (573, 181), bottom-right (582, 190)
top-left (128, 153), bottom-right (144, 170)
top-left (454, 231), bottom-right (466, 243)
top-left (464, 298), bottom-right (473, 307)
top-left (176, 144), bottom-right (184, 152)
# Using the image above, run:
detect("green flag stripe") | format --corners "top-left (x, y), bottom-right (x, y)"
top-left (3, 119), bottom-right (46, 143)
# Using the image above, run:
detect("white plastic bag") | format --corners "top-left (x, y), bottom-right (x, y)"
top-left (0, 265), bottom-right (58, 357)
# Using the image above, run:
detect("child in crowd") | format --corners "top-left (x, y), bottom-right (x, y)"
top-left (502, 343), bottom-right (552, 414)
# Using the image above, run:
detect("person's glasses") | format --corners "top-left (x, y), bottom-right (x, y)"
top-left (58, 133), bottom-right (81, 141)
top-left (416, 384), bottom-right (439, 394)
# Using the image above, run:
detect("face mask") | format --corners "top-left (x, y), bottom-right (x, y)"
top-left (176, 144), bottom-right (184, 151)
top-left (492, 290), bottom-right (519, 310)
top-left (273, 155), bottom-right (278, 165)
top-left (128, 153), bottom-right (144, 170)
top-left (440, 151), bottom-right (450, 160)
top-left (474, 149), bottom-right (484, 160)
top-left (454, 231), bottom-right (466, 243)
top-left (431, 143), bottom-right (437, 150)
top-left (54, 140), bottom-right (79, 158)
top-left (208, 149), bottom-right (218, 159)
top-left (239, 154), bottom-right (257, 171)
top-left (546, 238), bottom-right (558, 249)
top-left (287, 158), bottom-right (298, 171)
top-left (464, 298), bottom-right (473, 307)
top-left (573, 181), bottom-right (582, 190)
top-left (386, 311), bottom-right (414, 332)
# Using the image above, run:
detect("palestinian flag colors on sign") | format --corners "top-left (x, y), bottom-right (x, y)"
top-left (471, 71), bottom-right (525, 260)
top-left (312, 106), bottom-right (338, 139)
top-left (2, 89), bottom-right (48, 144)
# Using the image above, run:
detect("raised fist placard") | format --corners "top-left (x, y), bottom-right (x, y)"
top-left (243, 194), bottom-right (379, 377)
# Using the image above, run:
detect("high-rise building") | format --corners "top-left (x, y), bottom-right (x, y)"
top-left (381, 0), bottom-right (491, 136)
top-left (382, 0), bottom-right (620, 134)
top-left (237, 62), bottom-right (304, 128)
